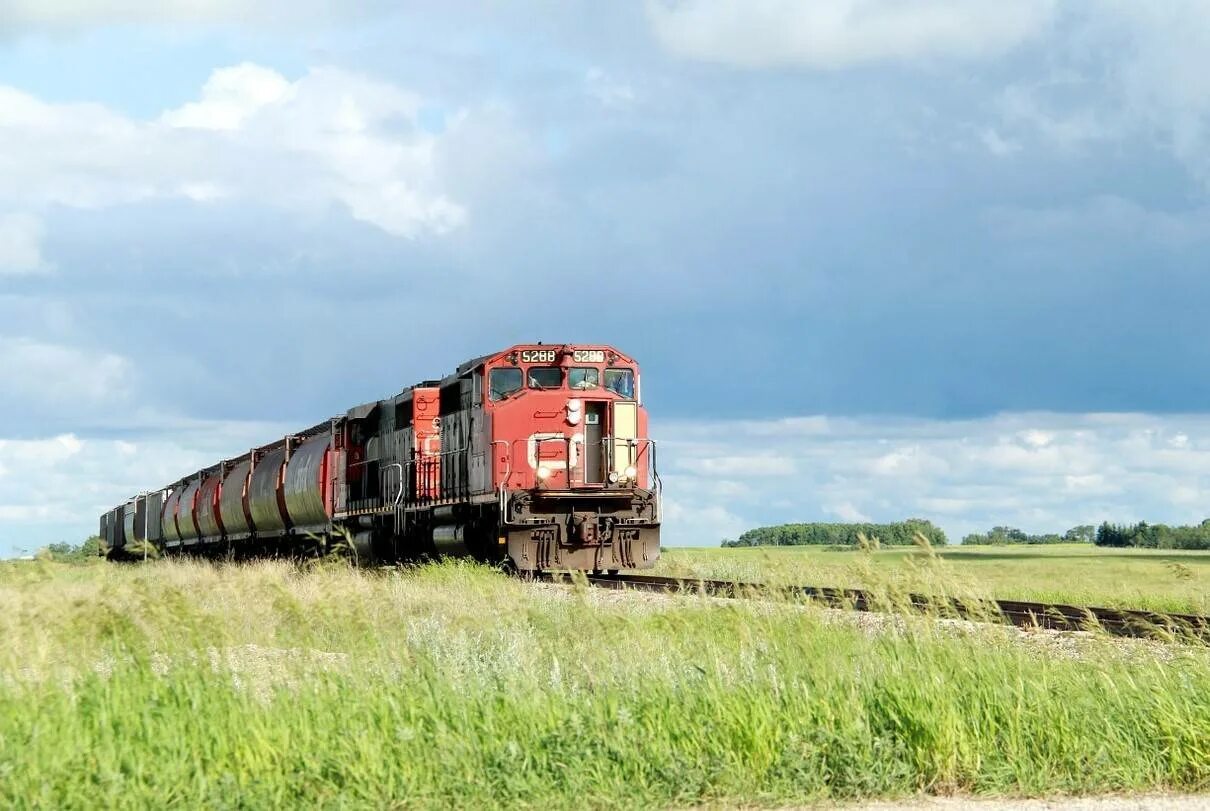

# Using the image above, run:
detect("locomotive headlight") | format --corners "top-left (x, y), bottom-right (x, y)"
top-left (624, 465), bottom-right (638, 480)
top-left (536, 465), bottom-right (552, 481)
top-left (607, 471), bottom-right (620, 484)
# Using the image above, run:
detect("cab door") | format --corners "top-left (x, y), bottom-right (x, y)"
top-left (611, 400), bottom-right (638, 479)
top-left (583, 403), bottom-right (606, 483)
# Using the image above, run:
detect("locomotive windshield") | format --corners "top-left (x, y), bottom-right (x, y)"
top-left (527, 366), bottom-right (563, 389)
top-left (489, 367), bottom-right (523, 400)
top-left (490, 364), bottom-right (633, 397)
top-left (569, 367), bottom-right (599, 390)
top-left (604, 368), bottom-right (634, 398)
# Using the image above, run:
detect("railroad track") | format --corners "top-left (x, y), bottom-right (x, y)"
top-left (539, 572), bottom-right (1210, 642)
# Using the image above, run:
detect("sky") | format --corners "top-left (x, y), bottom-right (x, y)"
top-left (4, 1), bottom-right (1210, 554)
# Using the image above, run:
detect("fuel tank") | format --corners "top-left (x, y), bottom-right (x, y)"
top-left (196, 474), bottom-right (224, 540)
top-left (162, 489), bottom-right (182, 543)
top-left (284, 435), bottom-right (331, 530)
top-left (178, 479), bottom-right (202, 542)
top-left (219, 460), bottom-right (253, 536)
top-left (248, 448), bottom-right (289, 534)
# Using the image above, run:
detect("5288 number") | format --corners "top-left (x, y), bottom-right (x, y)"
top-left (520, 350), bottom-right (557, 363)
top-left (520, 349), bottom-right (606, 363)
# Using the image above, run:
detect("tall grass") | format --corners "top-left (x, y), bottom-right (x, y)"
top-left (0, 558), bottom-right (1207, 809)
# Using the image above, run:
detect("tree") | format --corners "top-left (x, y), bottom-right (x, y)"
top-left (1064, 525), bottom-right (1096, 543)
top-left (961, 526), bottom-right (1077, 545)
top-left (722, 520), bottom-right (948, 548)
top-left (37, 536), bottom-right (103, 562)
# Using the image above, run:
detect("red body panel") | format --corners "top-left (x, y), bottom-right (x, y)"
top-left (414, 387), bottom-right (441, 499)
top-left (482, 345), bottom-right (648, 493)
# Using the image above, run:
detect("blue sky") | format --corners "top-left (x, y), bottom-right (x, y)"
top-left (4, 1), bottom-right (1210, 554)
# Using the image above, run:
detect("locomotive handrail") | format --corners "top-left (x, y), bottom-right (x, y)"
top-left (491, 439), bottom-right (511, 511)
top-left (498, 434), bottom-right (660, 493)
top-left (395, 447), bottom-right (474, 507)
top-left (530, 433), bottom-right (579, 485)
top-left (384, 463), bottom-right (404, 507)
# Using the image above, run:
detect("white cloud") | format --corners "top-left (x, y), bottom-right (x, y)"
top-left (689, 454), bottom-right (796, 477)
top-left (160, 63), bottom-right (292, 131)
top-left (0, 337), bottom-right (133, 409)
top-left (0, 63), bottom-right (467, 238)
top-left (1019, 429), bottom-right (1053, 448)
top-left (825, 501), bottom-right (872, 523)
top-left (658, 411), bottom-right (1210, 546)
top-left (661, 496), bottom-right (747, 546)
top-left (990, 4), bottom-right (1210, 189)
top-left (645, 0), bottom-right (1055, 69)
top-left (0, 212), bottom-right (49, 274)
top-left (979, 127), bottom-right (1020, 157)
top-left (0, 418), bottom-right (290, 555)
top-left (585, 68), bottom-right (635, 108)
top-left (0, 0), bottom-right (377, 31)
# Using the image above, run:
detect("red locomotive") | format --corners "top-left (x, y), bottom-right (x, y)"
top-left (99, 344), bottom-right (661, 571)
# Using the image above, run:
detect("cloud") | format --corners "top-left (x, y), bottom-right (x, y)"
top-left (160, 63), bottom-right (292, 131)
top-left (645, 0), bottom-right (1055, 69)
top-left (0, 0), bottom-right (385, 32)
top-left (978, 128), bottom-right (1020, 157)
top-left (825, 501), bottom-right (872, 523)
top-left (687, 454), bottom-right (796, 477)
top-left (0, 337), bottom-right (133, 413)
top-left (989, 3), bottom-right (1210, 189)
top-left (0, 212), bottom-right (48, 273)
top-left (584, 68), bottom-right (635, 109)
top-left (0, 419), bottom-right (289, 555)
top-left (0, 63), bottom-right (467, 238)
top-left (658, 412), bottom-right (1210, 546)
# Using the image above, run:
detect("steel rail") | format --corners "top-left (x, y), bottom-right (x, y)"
top-left (537, 572), bottom-right (1210, 642)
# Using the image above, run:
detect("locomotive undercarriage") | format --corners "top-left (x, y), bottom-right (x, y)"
top-left (140, 485), bottom-right (659, 573)
top-left (360, 486), bottom-right (660, 572)
top-left (502, 488), bottom-right (660, 571)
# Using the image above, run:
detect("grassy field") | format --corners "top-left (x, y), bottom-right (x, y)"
top-left (1, 557), bottom-right (1208, 809)
top-left (654, 543), bottom-right (1210, 615)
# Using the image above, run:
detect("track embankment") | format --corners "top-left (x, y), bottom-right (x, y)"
top-left (538, 572), bottom-right (1210, 642)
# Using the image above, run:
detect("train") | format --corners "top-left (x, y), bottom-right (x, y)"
top-left (98, 344), bottom-right (661, 571)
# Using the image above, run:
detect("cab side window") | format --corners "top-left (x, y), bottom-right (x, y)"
top-left (489, 368), bottom-right (523, 401)
top-left (604, 369), bottom-right (634, 398)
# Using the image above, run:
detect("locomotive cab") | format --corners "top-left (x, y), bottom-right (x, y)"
top-left (483, 345), bottom-right (661, 571)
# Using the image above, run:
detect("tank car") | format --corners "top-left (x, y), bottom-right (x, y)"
top-left (101, 344), bottom-right (661, 571)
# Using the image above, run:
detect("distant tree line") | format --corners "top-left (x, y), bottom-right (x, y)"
top-left (961, 525), bottom-right (1095, 546)
top-left (721, 519), bottom-right (947, 548)
top-left (35, 537), bottom-right (103, 562)
top-left (1094, 520), bottom-right (1210, 550)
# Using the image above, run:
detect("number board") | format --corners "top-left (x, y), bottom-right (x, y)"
top-left (520, 349), bottom-right (557, 363)
top-left (518, 349), bottom-right (607, 364)
top-left (572, 349), bottom-right (605, 363)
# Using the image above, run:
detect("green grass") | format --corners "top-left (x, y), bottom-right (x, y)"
top-left (653, 543), bottom-right (1210, 615)
top-left (0, 557), bottom-right (1208, 809)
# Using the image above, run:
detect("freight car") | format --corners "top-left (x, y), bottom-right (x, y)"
top-left (100, 344), bottom-right (661, 571)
